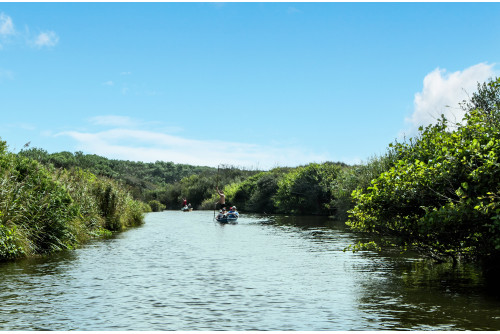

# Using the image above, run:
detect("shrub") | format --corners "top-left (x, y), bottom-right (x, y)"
top-left (274, 163), bottom-right (340, 215)
top-left (0, 223), bottom-right (25, 259)
top-left (148, 200), bottom-right (165, 212)
top-left (348, 109), bottom-right (500, 264)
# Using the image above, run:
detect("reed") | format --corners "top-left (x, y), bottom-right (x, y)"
top-left (0, 139), bottom-right (148, 261)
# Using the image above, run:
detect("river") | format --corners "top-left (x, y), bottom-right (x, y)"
top-left (1, 210), bottom-right (500, 330)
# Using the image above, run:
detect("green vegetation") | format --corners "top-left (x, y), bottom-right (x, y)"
top-left (144, 165), bottom-right (260, 209)
top-left (148, 200), bottom-right (166, 212)
top-left (347, 77), bottom-right (500, 270)
top-left (327, 153), bottom-right (397, 221)
top-left (18, 148), bottom-right (215, 200)
top-left (215, 168), bottom-right (289, 213)
top-left (274, 163), bottom-right (340, 214)
top-left (0, 140), bottom-right (148, 261)
top-left (201, 163), bottom-right (348, 215)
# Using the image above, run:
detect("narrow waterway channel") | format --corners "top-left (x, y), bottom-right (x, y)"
top-left (1, 210), bottom-right (499, 330)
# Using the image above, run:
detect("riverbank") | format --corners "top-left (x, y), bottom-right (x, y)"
top-left (0, 139), bottom-right (150, 261)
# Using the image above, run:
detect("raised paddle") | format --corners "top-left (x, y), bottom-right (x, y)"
top-left (213, 165), bottom-right (220, 219)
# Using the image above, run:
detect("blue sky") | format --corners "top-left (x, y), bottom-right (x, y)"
top-left (1, 2), bottom-right (499, 169)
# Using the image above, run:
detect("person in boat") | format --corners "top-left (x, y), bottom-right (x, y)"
top-left (227, 206), bottom-right (239, 218)
top-left (216, 209), bottom-right (225, 220)
top-left (182, 198), bottom-right (187, 207)
top-left (216, 187), bottom-right (226, 209)
top-left (187, 203), bottom-right (192, 210)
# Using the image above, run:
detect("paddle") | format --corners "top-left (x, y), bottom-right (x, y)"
top-left (213, 165), bottom-right (220, 220)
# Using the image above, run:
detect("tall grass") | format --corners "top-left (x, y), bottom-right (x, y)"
top-left (0, 139), bottom-right (150, 261)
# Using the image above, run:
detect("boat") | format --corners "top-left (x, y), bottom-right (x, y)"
top-left (215, 214), bottom-right (238, 224)
top-left (181, 206), bottom-right (193, 212)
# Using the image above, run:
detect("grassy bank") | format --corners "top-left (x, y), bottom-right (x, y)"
top-left (0, 139), bottom-right (150, 261)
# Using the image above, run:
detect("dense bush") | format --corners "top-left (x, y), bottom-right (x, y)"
top-left (219, 169), bottom-right (286, 213)
top-left (328, 153), bottom-right (397, 220)
top-left (274, 163), bottom-right (341, 215)
top-left (148, 200), bottom-right (166, 212)
top-left (348, 77), bottom-right (500, 265)
top-left (0, 151), bottom-right (78, 256)
top-left (0, 140), bottom-right (148, 261)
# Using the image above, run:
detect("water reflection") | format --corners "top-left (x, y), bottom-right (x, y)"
top-left (251, 214), bottom-right (500, 330)
top-left (0, 211), bottom-right (499, 330)
top-left (353, 254), bottom-right (500, 330)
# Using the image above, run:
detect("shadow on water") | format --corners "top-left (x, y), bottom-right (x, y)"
top-left (246, 214), bottom-right (500, 330)
top-left (0, 249), bottom-right (76, 277)
top-left (253, 213), bottom-right (342, 228)
top-left (0, 229), bottom-right (126, 277)
top-left (355, 258), bottom-right (500, 330)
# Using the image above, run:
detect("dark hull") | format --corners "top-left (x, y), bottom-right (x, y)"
top-left (215, 216), bottom-right (238, 224)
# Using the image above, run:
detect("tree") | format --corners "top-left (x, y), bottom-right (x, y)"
top-left (274, 163), bottom-right (340, 215)
top-left (460, 77), bottom-right (500, 124)
top-left (348, 77), bottom-right (500, 267)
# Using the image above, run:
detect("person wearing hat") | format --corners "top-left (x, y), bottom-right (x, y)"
top-left (227, 206), bottom-right (239, 218)
top-left (216, 209), bottom-right (226, 220)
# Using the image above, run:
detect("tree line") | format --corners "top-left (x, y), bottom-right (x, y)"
top-left (17, 148), bottom-right (217, 200)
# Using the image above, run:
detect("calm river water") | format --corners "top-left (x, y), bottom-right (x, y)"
top-left (1, 210), bottom-right (500, 330)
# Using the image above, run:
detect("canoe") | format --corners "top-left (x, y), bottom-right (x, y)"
top-left (181, 207), bottom-right (193, 212)
top-left (215, 215), bottom-right (238, 224)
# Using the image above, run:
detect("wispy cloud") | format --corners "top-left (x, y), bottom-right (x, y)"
top-left (0, 12), bottom-right (15, 49)
top-left (88, 115), bottom-right (136, 127)
top-left (102, 80), bottom-right (114, 86)
top-left (403, 62), bottom-right (496, 137)
top-left (34, 31), bottom-right (59, 48)
top-left (55, 121), bottom-right (330, 169)
top-left (0, 12), bottom-right (58, 49)
top-left (0, 13), bottom-right (15, 36)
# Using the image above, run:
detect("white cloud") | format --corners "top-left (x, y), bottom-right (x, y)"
top-left (405, 63), bottom-right (496, 136)
top-left (0, 13), bottom-right (15, 36)
top-left (102, 80), bottom-right (114, 86)
top-left (55, 128), bottom-right (329, 169)
top-left (0, 13), bottom-right (58, 50)
top-left (88, 115), bottom-right (136, 127)
top-left (34, 31), bottom-right (59, 48)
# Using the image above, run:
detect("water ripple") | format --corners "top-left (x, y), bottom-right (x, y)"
top-left (0, 211), bottom-right (499, 330)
